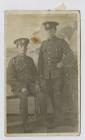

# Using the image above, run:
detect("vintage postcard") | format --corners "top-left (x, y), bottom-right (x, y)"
top-left (5, 10), bottom-right (80, 136)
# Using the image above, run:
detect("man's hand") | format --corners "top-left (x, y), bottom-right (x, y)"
top-left (57, 62), bottom-right (63, 68)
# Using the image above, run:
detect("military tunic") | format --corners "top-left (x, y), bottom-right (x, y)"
top-left (7, 55), bottom-right (37, 96)
top-left (38, 36), bottom-right (73, 79)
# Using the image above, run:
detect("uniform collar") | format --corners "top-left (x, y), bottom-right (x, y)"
top-left (47, 35), bottom-right (57, 41)
top-left (17, 54), bottom-right (27, 60)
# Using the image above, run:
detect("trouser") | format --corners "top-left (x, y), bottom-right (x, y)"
top-left (13, 90), bottom-right (28, 126)
top-left (39, 77), bottom-right (63, 124)
top-left (19, 92), bottom-right (28, 126)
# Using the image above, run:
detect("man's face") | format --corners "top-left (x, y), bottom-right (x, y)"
top-left (17, 44), bottom-right (28, 56)
top-left (46, 27), bottom-right (56, 38)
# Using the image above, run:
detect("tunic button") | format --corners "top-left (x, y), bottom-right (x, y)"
top-left (48, 57), bottom-right (50, 60)
top-left (48, 52), bottom-right (51, 54)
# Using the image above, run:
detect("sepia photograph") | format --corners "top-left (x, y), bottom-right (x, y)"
top-left (5, 10), bottom-right (80, 135)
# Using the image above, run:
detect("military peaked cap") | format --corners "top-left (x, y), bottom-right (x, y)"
top-left (43, 21), bottom-right (59, 30)
top-left (14, 38), bottom-right (29, 45)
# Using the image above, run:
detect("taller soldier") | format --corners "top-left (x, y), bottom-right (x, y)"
top-left (38, 21), bottom-right (74, 127)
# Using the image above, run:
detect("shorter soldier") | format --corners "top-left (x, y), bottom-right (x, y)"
top-left (7, 38), bottom-right (38, 132)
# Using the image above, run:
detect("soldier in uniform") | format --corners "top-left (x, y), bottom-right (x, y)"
top-left (38, 21), bottom-right (74, 127)
top-left (7, 38), bottom-right (38, 132)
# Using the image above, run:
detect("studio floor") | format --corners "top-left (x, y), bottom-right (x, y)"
top-left (7, 114), bottom-right (78, 134)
